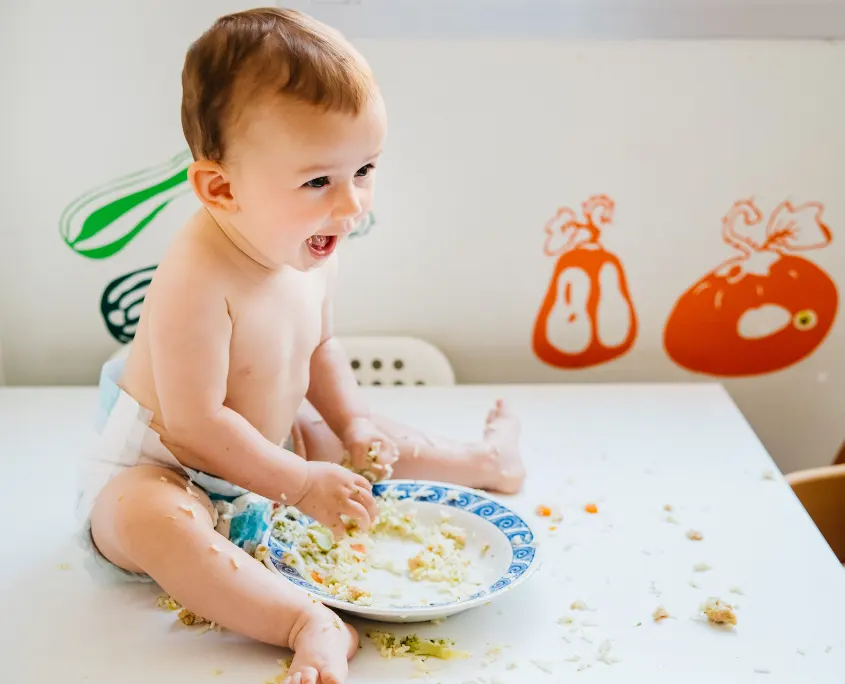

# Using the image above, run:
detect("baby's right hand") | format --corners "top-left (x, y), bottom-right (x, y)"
top-left (294, 462), bottom-right (380, 538)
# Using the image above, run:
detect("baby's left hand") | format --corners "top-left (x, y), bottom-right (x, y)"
top-left (341, 417), bottom-right (399, 482)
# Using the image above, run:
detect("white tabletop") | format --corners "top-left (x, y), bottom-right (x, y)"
top-left (1, 383), bottom-right (844, 684)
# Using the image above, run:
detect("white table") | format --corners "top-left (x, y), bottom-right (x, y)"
top-left (2, 384), bottom-right (844, 684)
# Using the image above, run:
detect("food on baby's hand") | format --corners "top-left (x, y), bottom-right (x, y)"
top-left (342, 440), bottom-right (394, 483)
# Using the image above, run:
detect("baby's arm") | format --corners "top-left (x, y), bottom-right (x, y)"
top-left (306, 258), bottom-right (398, 473)
top-left (147, 261), bottom-right (310, 502)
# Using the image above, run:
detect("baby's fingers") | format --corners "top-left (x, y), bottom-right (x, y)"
top-left (342, 499), bottom-right (373, 534)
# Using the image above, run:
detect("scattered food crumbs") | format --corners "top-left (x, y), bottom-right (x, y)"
top-left (178, 608), bottom-right (205, 626)
top-left (431, 617), bottom-right (446, 626)
top-left (367, 631), bottom-right (470, 660)
top-left (160, 477), bottom-right (168, 483)
top-left (796, 649), bottom-right (805, 656)
top-left (507, 662), bottom-right (518, 670)
top-left (653, 606), bottom-right (671, 622)
top-left (577, 663), bottom-right (592, 672)
top-left (664, 504), bottom-right (673, 512)
top-left (729, 586), bottom-right (744, 595)
top-left (56, 563), bottom-right (71, 571)
top-left (693, 562), bottom-right (712, 573)
top-left (702, 598), bottom-right (737, 626)
top-left (688, 580), bottom-right (700, 589)
top-left (634, 622), bottom-right (642, 627)
top-left (571, 600), bottom-right (591, 611)
top-left (558, 615), bottom-right (575, 625)
top-left (481, 543), bottom-right (490, 557)
top-left (565, 655), bottom-right (581, 663)
top-left (179, 504), bottom-right (197, 518)
top-left (754, 669), bottom-right (771, 675)
top-left (584, 503), bottom-right (599, 514)
top-left (536, 504), bottom-right (563, 522)
top-left (581, 635), bottom-right (594, 644)
top-left (665, 515), bottom-right (680, 525)
top-left (596, 640), bottom-right (620, 665)
top-left (230, 556), bottom-right (240, 570)
top-left (686, 530), bottom-right (704, 541)
top-left (166, 514), bottom-right (178, 520)
top-left (254, 544), bottom-right (269, 562)
top-left (156, 595), bottom-right (181, 611)
top-left (762, 471), bottom-right (775, 480)
top-left (531, 660), bottom-right (553, 674)
top-left (549, 525), bottom-right (558, 532)
top-left (649, 581), bottom-right (662, 597)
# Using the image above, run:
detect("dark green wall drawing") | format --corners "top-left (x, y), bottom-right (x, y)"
top-left (100, 265), bottom-right (157, 343)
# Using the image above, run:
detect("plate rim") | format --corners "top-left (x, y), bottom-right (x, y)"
top-left (263, 479), bottom-right (541, 618)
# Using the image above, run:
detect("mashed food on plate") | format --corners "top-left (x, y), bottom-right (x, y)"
top-left (270, 490), bottom-right (482, 606)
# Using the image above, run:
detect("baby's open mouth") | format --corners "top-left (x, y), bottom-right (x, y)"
top-left (306, 234), bottom-right (338, 258)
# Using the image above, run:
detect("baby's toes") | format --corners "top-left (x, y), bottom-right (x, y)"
top-left (300, 667), bottom-right (319, 684)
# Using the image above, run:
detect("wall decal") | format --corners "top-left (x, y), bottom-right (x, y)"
top-left (664, 198), bottom-right (837, 376)
top-left (532, 195), bottom-right (638, 369)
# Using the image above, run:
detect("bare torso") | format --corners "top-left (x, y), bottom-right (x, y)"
top-left (120, 209), bottom-right (329, 470)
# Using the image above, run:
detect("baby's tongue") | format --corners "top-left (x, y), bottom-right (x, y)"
top-left (307, 235), bottom-right (329, 248)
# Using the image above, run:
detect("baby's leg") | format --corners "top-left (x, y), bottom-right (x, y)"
top-left (90, 465), bottom-right (357, 684)
top-left (297, 400), bottom-right (525, 494)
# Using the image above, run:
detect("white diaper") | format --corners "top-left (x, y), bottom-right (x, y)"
top-left (75, 357), bottom-right (291, 583)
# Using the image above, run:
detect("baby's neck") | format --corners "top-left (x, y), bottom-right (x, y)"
top-left (202, 208), bottom-right (280, 273)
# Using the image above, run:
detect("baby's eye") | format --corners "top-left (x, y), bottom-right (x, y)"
top-left (304, 176), bottom-right (330, 189)
top-left (355, 164), bottom-right (375, 178)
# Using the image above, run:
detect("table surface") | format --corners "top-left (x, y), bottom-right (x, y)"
top-left (2, 383), bottom-right (844, 684)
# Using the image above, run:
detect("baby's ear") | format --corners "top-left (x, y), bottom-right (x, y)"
top-left (188, 159), bottom-right (236, 213)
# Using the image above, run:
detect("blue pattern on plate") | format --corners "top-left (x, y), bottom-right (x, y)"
top-left (265, 482), bottom-right (537, 609)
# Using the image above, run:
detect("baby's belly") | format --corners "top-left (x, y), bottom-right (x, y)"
top-left (224, 373), bottom-right (308, 447)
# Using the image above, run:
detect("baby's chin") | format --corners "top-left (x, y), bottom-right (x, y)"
top-left (284, 238), bottom-right (339, 272)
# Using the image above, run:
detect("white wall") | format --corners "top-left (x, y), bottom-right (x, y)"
top-left (1, 0), bottom-right (844, 473)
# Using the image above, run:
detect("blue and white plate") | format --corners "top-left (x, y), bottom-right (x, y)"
top-left (262, 480), bottom-right (541, 623)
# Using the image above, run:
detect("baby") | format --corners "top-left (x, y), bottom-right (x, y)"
top-left (76, 8), bottom-right (524, 684)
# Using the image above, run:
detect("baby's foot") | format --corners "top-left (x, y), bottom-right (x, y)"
top-left (286, 609), bottom-right (359, 684)
top-left (477, 400), bottom-right (525, 494)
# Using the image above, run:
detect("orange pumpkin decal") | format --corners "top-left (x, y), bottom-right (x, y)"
top-left (664, 199), bottom-right (837, 376)
top-left (533, 195), bottom-right (638, 369)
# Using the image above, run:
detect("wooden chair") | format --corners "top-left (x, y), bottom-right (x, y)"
top-left (786, 443), bottom-right (845, 564)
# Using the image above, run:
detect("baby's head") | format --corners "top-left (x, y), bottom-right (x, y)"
top-left (181, 8), bottom-right (385, 271)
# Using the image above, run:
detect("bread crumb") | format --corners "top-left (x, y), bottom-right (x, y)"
top-left (665, 515), bottom-right (680, 525)
top-left (56, 563), bottom-right (71, 571)
top-left (571, 600), bottom-right (591, 611)
top-left (231, 556), bottom-right (240, 570)
top-left (762, 470), bottom-right (775, 480)
top-left (179, 504), bottom-right (197, 518)
top-left (156, 595), bottom-right (181, 611)
top-left (688, 580), bottom-right (700, 589)
top-left (663, 504), bottom-right (673, 512)
top-left (686, 530), bottom-right (704, 541)
top-left (693, 562), bottom-right (712, 573)
top-left (653, 606), bottom-right (671, 622)
top-left (729, 586), bottom-right (744, 595)
top-left (702, 598), bottom-right (737, 626)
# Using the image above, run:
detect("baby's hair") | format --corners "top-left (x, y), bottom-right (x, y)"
top-left (181, 7), bottom-right (377, 162)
